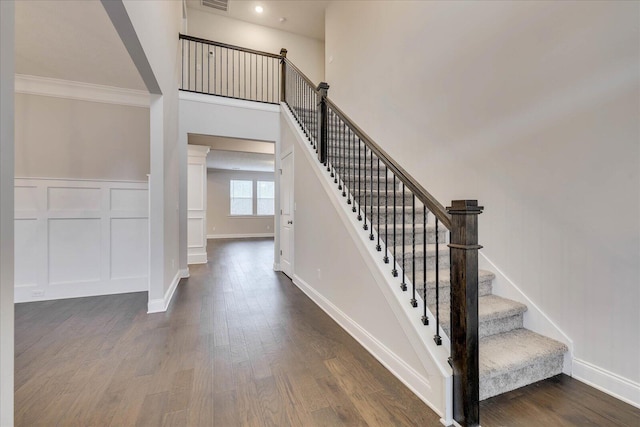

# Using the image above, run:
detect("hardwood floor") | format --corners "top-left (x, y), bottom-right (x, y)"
top-left (481, 374), bottom-right (640, 427)
top-left (15, 238), bottom-right (640, 426)
top-left (15, 238), bottom-right (439, 426)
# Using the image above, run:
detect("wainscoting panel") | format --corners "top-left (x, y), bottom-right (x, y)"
top-left (14, 178), bottom-right (149, 303)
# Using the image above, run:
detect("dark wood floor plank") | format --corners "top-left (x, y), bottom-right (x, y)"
top-left (14, 238), bottom-right (639, 427)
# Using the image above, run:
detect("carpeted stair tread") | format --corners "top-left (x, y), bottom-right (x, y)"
top-left (393, 243), bottom-right (450, 255)
top-left (432, 295), bottom-right (527, 338)
top-left (479, 328), bottom-right (567, 381)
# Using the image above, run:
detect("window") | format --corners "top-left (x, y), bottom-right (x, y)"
top-left (229, 179), bottom-right (275, 216)
top-left (230, 180), bottom-right (253, 215)
top-left (257, 181), bottom-right (275, 215)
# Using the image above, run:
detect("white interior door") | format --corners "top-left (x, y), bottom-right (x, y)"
top-left (280, 151), bottom-right (294, 277)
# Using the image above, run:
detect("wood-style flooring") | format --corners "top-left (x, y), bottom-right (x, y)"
top-left (15, 238), bottom-right (640, 426)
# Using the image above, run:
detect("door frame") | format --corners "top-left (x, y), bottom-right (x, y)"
top-left (277, 146), bottom-right (294, 276)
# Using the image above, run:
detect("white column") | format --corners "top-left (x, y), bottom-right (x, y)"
top-left (187, 144), bottom-right (210, 264)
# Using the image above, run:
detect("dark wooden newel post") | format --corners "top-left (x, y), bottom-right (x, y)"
top-left (317, 82), bottom-right (330, 164)
top-left (279, 48), bottom-right (287, 103)
top-left (447, 200), bottom-right (483, 427)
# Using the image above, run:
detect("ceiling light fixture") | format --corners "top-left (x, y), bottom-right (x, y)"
top-left (255, 5), bottom-right (263, 13)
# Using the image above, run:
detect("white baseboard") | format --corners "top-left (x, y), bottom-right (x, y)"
top-left (180, 268), bottom-right (190, 278)
top-left (572, 358), bottom-right (640, 409)
top-left (187, 253), bottom-right (207, 264)
top-left (273, 263), bottom-right (281, 271)
top-left (478, 252), bottom-right (574, 374)
top-left (207, 233), bottom-right (274, 239)
top-left (292, 274), bottom-right (436, 414)
top-left (147, 270), bottom-right (181, 313)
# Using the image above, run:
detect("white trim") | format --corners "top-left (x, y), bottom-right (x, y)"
top-left (207, 233), bottom-right (274, 239)
top-left (273, 262), bottom-right (281, 271)
top-left (179, 90), bottom-right (280, 113)
top-left (572, 358), bottom-right (640, 409)
top-left (15, 74), bottom-right (149, 108)
top-left (187, 253), bottom-right (207, 264)
top-left (147, 269), bottom-right (181, 313)
top-left (180, 268), bottom-right (190, 278)
top-left (293, 275), bottom-right (444, 420)
top-left (478, 253), bottom-right (574, 374)
top-left (15, 176), bottom-right (148, 184)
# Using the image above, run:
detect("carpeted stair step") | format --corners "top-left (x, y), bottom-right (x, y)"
top-left (378, 222), bottom-right (448, 245)
top-left (432, 295), bottom-right (527, 339)
top-left (392, 243), bottom-right (450, 270)
top-left (479, 328), bottom-right (568, 400)
top-left (414, 269), bottom-right (494, 304)
top-left (332, 163), bottom-right (388, 177)
top-left (353, 189), bottom-right (414, 204)
top-left (367, 205), bottom-right (427, 223)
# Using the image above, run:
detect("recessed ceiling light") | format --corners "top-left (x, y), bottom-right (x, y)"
top-left (255, 5), bottom-right (263, 13)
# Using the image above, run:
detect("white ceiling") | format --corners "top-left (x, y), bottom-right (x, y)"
top-left (15, 0), bottom-right (146, 90)
top-left (186, 0), bottom-right (329, 41)
top-left (208, 150), bottom-right (275, 172)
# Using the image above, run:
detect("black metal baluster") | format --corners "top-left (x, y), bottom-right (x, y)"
top-left (347, 129), bottom-right (352, 205)
top-left (357, 138), bottom-right (362, 219)
top-left (392, 175), bottom-right (398, 276)
top-left (363, 147), bottom-right (368, 230)
top-left (369, 150), bottom-right (374, 241)
top-left (188, 40), bottom-right (191, 90)
top-left (383, 166), bottom-right (389, 262)
top-left (351, 132), bottom-right (356, 212)
top-left (434, 218), bottom-right (442, 345)
top-left (411, 194), bottom-right (417, 307)
top-left (422, 204), bottom-right (428, 325)
top-left (335, 118), bottom-right (340, 182)
top-left (340, 123), bottom-right (345, 194)
top-left (401, 183), bottom-right (406, 290)
top-left (330, 110), bottom-right (335, 177)
top-left (376, 158), bottom-right (381, 250)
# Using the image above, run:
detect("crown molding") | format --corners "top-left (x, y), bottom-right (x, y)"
top-left (15, 74), bottom-right (150, 108)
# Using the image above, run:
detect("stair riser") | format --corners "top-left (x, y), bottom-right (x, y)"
top-left (395, 254), bottom-right (450, 272)
top-left (379, 229), bottom-right (447, 245)
top-left (332, 166), bottom-right (388, 177)
top-left (369, 210), bottom-right (428, 224)
top-left (440, 313), bottom-right (524, 340)
top-left (417, 279), bottom-right (493, 305)
top-left (353, 192), bottom-right (413, 204)
top-left (480, 355), bottom-right (564, 400)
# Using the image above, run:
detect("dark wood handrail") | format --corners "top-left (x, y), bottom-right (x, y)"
top-left (283, 58), bottom-right (319, 93)
top-left (324, 98), bottom-right (452, 230)
top-left (179, 34), bottom-right (282, 59)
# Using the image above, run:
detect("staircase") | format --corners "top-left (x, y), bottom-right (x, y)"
top-left (299, 108), bottom-right (568, 401)
top-left (178, 35), bottom-right (570, 425)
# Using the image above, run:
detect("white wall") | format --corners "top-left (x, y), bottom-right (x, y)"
top-left (15, 93), bottom-right (149, 181)
top-left (207, 169), bottom-right (275, 238)
top-left (325, 0), bottom-right (640, 403)
top-left (187, 8), bottom-right (325, 85)
top-left (118, 0), bottom-right (183, 312)
top-left (0, 1), bottom-right (14, 424)
top-left (282, 105), bottom-right (452, 419)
